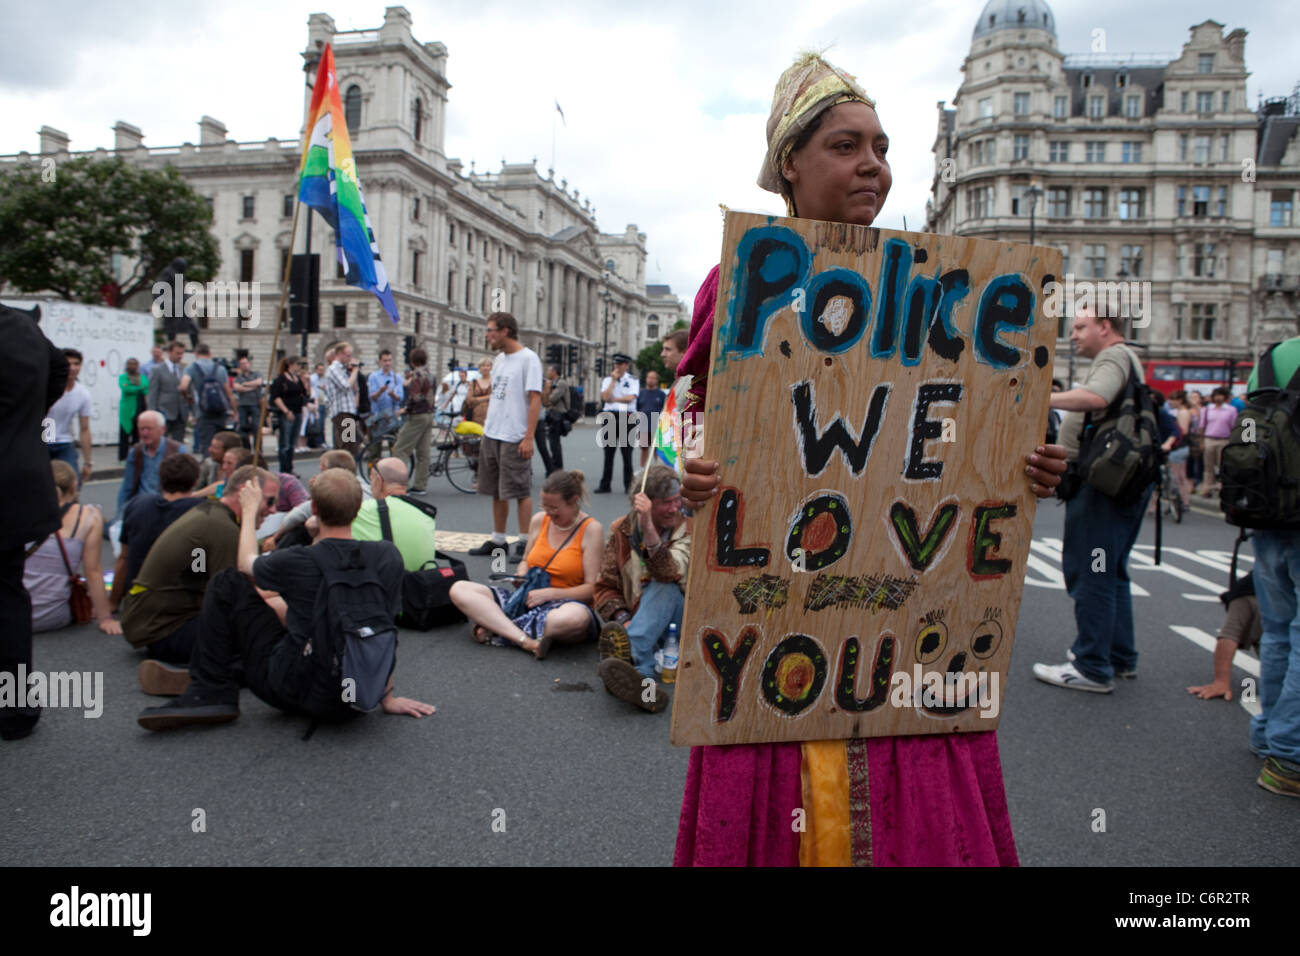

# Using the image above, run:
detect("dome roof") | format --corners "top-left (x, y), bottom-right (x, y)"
top-left (972, 0), bottom-right (1056, 41)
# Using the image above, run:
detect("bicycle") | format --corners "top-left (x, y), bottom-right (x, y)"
top-left (1157, 460), bottom-right (1184, 524)
top-left (358, 413), bottom-right (480, 494)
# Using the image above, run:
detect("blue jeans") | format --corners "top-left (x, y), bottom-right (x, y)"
top-left (1062, 482), bottom-right (1152, 683)
top-left (193, 415), bottom-right (226, 461)
top-left (626, 580), bottom-right (684, 680)
top-left (1250, 530), bottom-right (1300, 767)
top-left (276, 413), bottom-right (298, 475)
top-left (48, 442), bottom-right (78, 478)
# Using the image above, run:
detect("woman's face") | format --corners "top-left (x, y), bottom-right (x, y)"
top-left (541, 491), bottom-right (580, 527)
top-left (781, 102), bottom-right (891, 226)
top-left (221, 449), bottom-right (241, 478)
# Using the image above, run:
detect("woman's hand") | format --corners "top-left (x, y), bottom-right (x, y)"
top-left (1025, 444), bottom-right (1068, 498)
top-left (682, 456), bottom-right (720, 508)
top-left (381, 694), bottom-right (436, 717)
top-left (97, 617), bottom-right (122, 636)
top-left (526, 587), bottom-right (555, 608)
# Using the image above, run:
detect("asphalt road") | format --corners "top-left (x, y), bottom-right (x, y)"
top-left (4, 424), bottom-right (1296, 866)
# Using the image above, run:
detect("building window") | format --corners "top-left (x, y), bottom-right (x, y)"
top-left (1049, 141), bottom-right (1069, 162)
top-left (1121, 142), bottom-right (1142, 163)
top-left (1125, 94), bottom-right (1141, 118)
top-left (1181, 91), bottom-right (1190, 113)
top-left (1120, 245), bottom-right (1143, 277)
top-left (1271, 191), bottom-right (1294, 226)
top-left (1054, 95), bottom-right (1067, 118)
top-left (1193, 135), bottom-right (1210, 163)
top-left (411, 250), bottom-right (421, 286)
top-left (1266, 249), bottom-right (1285, 280)
top-left (240, 249), bottom-right (254, 283)
top-left (1198, 53), bottom-right (1214, 74)
top-left (1011, 185), bottom-right (1027, 215)
top-left (1013, 134), bottom-right (1029, 160)
top-left (446, 270), bottom-right (455, 302)
top-left (1191, 303), bottom-right (1217, 340)
top-left (647, 315), bottom-right (660, 340)
top-left (465, 276), bottom-right (473, 309)
top-left (449, 222), bottom-right (456, 244)
top-left (1193, 243), bottom-right (1216, 278)
top-left (1196, 91), bottom-right (1214, 114)
top-left (332, 305), bottom-right (347, 329)
top-left (1193, 185), bottom-right (1210, 216)
top-left (498, 247), bottom-right (503, 266)
top-left (414, 311), bottom-right (422, 335)
top-left (336, 258), bottom-right (344, 279)
top-left (1014, 92), bottom-right (1030, 115)
top-left (1085, 141), bottom-right (1105, 162)
top-left (482, 240), bottom-right (488, 260)
top-left (242, 195), bottom-right (255, 219)
top-left (978, 97), bottom-right (993, 120)
top-left (1084, 244), bottom-right (1107, 278)
top-left (1216, 186), bottom-right (1227, 217)
top-left (1083, 188), bottom-right (1107, 219)
top-left (1179, 134), bottom-right (1189, 161)
top-left (280, 249), bottom-right (289, 278)
top-left (1057, 244), bottom-right (1070, 276)
top-left (412, 97), bottom-right (423, 142)
top-left (282, 194), bottom-right (293, 218)
top-left (481, 280), bottom-right (488, 312)
top-left (1118, 188), bottom-right (1144, 220)
top-left (1116, 73), bottom-right (1128, 89)
top-left (1088, 95), bottom-right (1104, 119)
top-left (466, 231), bottom-right (473, 252)
top-left (1047, 187), bottom-right (1070, 217)
top-left (965, 185), bottom-right (991, 219)
top-left (1173, 303), bottom-right (1184, 339)
top-left (1219, 134), bottom-right (1230, 162)
top-left (1082, 73), bottom-right (1093, 88)
top-left (345, 85), bottom-right (362, 133)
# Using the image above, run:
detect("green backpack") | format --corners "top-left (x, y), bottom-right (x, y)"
top-left (1076, 352), bottom-right (1164, 505)
top-left (1220, 343), bottom-right (1300, 530)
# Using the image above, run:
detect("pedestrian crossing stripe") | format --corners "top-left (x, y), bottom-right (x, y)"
top-left (1168, 626), bottom-right (1260, 679)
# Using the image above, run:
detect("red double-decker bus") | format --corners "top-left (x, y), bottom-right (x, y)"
top-left (1144, 359), bottom-right (1255, 398)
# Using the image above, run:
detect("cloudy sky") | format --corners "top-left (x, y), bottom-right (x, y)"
top-left (2, 0), bottom-right (1296, 311)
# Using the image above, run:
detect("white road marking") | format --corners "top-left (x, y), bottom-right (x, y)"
top-left (1129, 546), bottom-right (1223, 595)
top-left (1168, 626), bottom-right (1260, 678)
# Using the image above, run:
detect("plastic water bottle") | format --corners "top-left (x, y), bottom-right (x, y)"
top-left (661, 624), bottom-right (680, 684)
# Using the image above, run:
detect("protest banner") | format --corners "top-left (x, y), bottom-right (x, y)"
top-left (669, 212), bottom-right (1060, 746)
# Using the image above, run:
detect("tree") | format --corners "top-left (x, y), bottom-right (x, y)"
top-left (636, 340), bottom-right (669, 385)
top-left (0, 156), bottom-right (220, 304)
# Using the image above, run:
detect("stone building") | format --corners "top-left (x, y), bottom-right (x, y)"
top-left (925, 0), bottom-right (1300, 379)
top-left (5, 6), bottom-right (686, 395)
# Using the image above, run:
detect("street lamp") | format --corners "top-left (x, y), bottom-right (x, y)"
top-left (448, 329), bottom-right (458, 372)
top-left (1026, 184), bottom-right (1043, 246)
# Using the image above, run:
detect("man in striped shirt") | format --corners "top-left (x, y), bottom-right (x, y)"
top-left (324, 341), bottom-right (361, 460)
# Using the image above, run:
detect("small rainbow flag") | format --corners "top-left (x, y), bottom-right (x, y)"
top-left (298, 45), bottom-right (399, 323)
top-left (653, 386), bottom-right (682, 475)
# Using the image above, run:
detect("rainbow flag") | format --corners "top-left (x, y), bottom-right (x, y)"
top-left (653, 386), bottom-right (682, 475)
top-left (297, 44), bottom-right (399, 323)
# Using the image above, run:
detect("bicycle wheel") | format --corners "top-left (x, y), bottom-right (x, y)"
top-left (445, 438), bottom-right (479, 494)
top-left (357, 430), bottom-right (409, 483)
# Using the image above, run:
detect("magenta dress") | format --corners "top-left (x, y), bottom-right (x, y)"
top-left (672, 266), bottom-right (1019, 867)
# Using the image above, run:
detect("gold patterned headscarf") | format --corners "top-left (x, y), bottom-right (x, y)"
top-left (758, 52), bottom-right (876, 210)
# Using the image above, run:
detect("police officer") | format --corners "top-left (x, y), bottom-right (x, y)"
top-left (596, 353), bottom-right (638, 493)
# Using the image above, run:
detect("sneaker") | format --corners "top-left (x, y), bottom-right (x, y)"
top-left (512, 540), bottom-right (526, 558)
top-left (594, 485), bottom-right (612, 494)
top-left (1257, 757), bottom-right (1300, 798)
top-left (598, 621), bottom-right (632, 663)
top-left (138, 660), bottom-right (192, 696)
top-left (1068, 648), bottom-right (1136, 679)
top-left (1032, 661), bottom-right (1114, 694)
top-left (597, 658), bottom-right (669, 713)
top-left (467, 539), bottom-right (507, 557)
top-left (137, 691), bottom-right (239, 732)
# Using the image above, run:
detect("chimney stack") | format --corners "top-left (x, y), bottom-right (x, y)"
top-left (113, 121), bottom-right (144, 152)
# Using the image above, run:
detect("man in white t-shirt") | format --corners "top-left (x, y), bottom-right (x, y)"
top-left (47, 348), bottom-right (95, 485)
top-left (468, 312), bottom-right (543, 559)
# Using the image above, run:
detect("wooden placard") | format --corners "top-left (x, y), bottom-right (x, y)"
top-left (669, 212), bottom-right (1060, 747)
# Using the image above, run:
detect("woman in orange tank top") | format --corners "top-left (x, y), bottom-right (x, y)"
top-left (449, 469), bottom-right (604, 659)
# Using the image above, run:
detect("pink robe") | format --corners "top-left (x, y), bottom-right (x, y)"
top-left (673, 266), bottom-right (1019, 867)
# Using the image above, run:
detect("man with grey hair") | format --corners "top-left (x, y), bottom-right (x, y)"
top-left (116, 410), bottom-right (188, 518)
top-left (593, 465), bottom-right (690, 712)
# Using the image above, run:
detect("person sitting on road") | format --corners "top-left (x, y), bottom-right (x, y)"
top-left (195, 431), bottom-right (245, 491)
top-left (346, 458), bottom-right (437, 571)
top-left (449, 469), bottom-right (603, 659)
top-left (116, 411), bottom-right (187, 520)
top-left (270, 450), bottom-right (370, 550)
top-left (136, 469), bottom-right (434, 731)
top-left (110, 453), bottom-right (204, 612)
top-left (593, 466), bottom-right (690, 713)
top-left (1188, 572), bottom-right (1261, 702)
top-left (23, 461), bottom-right (121, 635)
top-left (119, 466), bottom-right (279, 689)
top-left (193, 447), bottom-right (253, 498)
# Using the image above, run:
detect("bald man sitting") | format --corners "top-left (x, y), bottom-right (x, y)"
top-left (347, 458), bottom-right (438, 572)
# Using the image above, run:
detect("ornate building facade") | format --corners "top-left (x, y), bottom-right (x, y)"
top-left (925, 0), bottom-right (1300, 378)
top-left (4, 6), bottom-right (685, 393)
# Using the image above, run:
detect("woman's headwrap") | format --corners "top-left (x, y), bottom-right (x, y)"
top-left (758, 52), bottom-right (876, 208)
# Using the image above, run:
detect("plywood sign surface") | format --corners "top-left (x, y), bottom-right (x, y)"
top-left (669, 213), bottom-right (1061, 747)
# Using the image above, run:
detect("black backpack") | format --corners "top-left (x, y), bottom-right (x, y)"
top-left (296, 543), bottom-right (399, 718)
top-left (1220, 343), bottom-right (1300, 530)
top-left (375, 497), bottom-right (469, 629)
top-left (563, 384), bottom-right (582, 424)
top-left (198, 364), bottom-right (230, 415)
top-left (1076, 351), bottom-right (1164, 505)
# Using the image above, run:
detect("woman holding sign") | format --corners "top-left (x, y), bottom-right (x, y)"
top-left (674, 53), bottom-right (1067, 866)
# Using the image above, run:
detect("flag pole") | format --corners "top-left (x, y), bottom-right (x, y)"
top-left (254, 197), bottom-right (303, 462)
